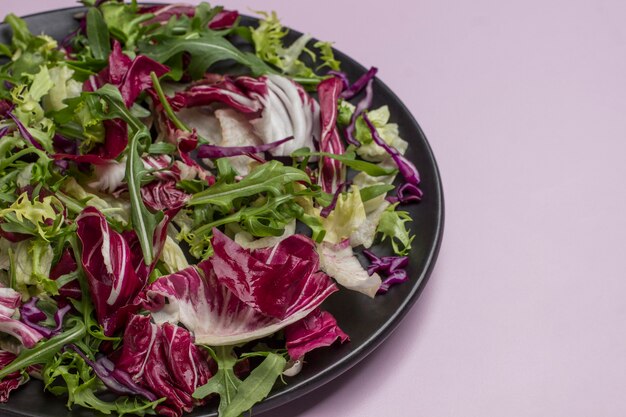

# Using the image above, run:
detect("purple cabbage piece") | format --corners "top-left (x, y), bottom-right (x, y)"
top-left (363, 249), bottom-right (409, 275)
top-left (6, 111), bottom-right (44, 150)
top-left (344, 79), bottom-right (374, 146)
top-left (196, 136), bottom-right (293, 158)
top-left (69, 345), bottom-right (158, 401)
top-left (20, 298), bottom-right (71, 339)
top-left (327, 71), bottom-right (350, 90)
top-left (0, 127), bottom-right (8, 139)
top-left (284, 308), bottom-right (348, 360)
top-left (363, 249), bottom-right (410, 294)
top-left (386, 183), bottom-right (424, 204)
top-left (377, 270), bottom-right (409, 293)
top-left (362, 113), bottom-right (422, 200)
top-left (340, 67), bottom-right (378, 100)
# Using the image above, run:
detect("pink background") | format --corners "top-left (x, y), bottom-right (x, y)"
top-left (1, 0), bottom-right (626, 416)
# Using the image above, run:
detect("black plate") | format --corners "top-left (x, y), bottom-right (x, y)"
top-left (0, 6), bottom-right (444, 417)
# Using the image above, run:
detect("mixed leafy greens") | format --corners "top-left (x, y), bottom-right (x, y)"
top-left (0, 1), bottom-right (422, 416)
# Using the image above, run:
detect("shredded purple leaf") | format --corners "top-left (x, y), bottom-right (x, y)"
top-left (386, 183), bottom-right (424, 204)
top-left (328, 70), bottom-right (350, 90)
top-left (377, 270), bottom-right (409, 294)
top-left (362, 249), bottom-right (410, 294)
top-left (344, 79), bottom-right (374, 146)
top-left (20, 298), bottom-right (71, 338)
top-left (362, 113), bottom-right (422, 200)
top-left (320, 182), bottom-right (347, 218)
top-left (196, 136), bottom-right (293, 158)
top-left (340, 67), bottom-right (378, 100)
top-left (69, 345), bottom-right (159, 401)
top-left (7, 111), bottom-right (43, 150)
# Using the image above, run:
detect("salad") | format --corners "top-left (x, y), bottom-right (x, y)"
top-left (0, 1), bottom-right (423, 416)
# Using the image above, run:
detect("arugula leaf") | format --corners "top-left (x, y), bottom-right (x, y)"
top-left (86, 85), bottom-right (163, 264)
top-left (126, 128), bottom-right (162, 265)
top-left (291, 148), bottom-right (397, 177)
top-left (360, 184), bottom-right (395, 202)
top-left (188, 160), bottom-right (310, 210)
top-left (0, 318), bottom-right (86, 380)
top-left (193, 346), bottom-right (241, 416)
top-left (193, 346), bottom-right (285, 417)
top-left (140, 32), bottom-right (272, 79)
top-left (100, 1), bottom-right (154, 48)
top-left (376, 204), bottom-right (415, 256)
top-left (86, 8), bottom-right (111, 60)
top-left (222, 353), bottom-right (286, 417)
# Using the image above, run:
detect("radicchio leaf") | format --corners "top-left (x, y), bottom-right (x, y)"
top-left (0, 286), bottom-right (45, 348)
top-left (0, 288), bottom-right (21, 318)
top-left (49, 248), bottom-right (82, 301)
top-left (141, 181), bottom-right (190, 212)
top-left (250, 74), bottom-right (321, 156)
top-left (208, 9), bottom-right (239, 30)
top-left (0, 350), bottom-right (27, 402)
top-left (143, 230), bottom-right (338, 346)
top-left (76, 207), bottom-right (145, 335)
top-left (115, 315), bottom-right (211, 417)
top-left (284, 308), bottom-right (348, 360)
top-left (174, 76), bottom-right (265, 114)
top-left (85, 41), bottom-right (169, 108)
top-left (139, 4), bottom-right (238, 29)
top-left (57, 41), bottom-right (169, 165)
top-left (210, 229), bottom-right (330, 319)
top-left (317, 77), bottom-right (345, 193)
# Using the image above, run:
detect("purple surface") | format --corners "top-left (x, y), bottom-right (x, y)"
top-left (2, 1), bottom-right (626, 416)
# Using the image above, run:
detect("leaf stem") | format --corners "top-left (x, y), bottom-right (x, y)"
top-left (150, 71), bottom-right (189, 132)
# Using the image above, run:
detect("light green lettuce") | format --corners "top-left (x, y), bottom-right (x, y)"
top-left (42, 65), bottom-right (83, 112)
